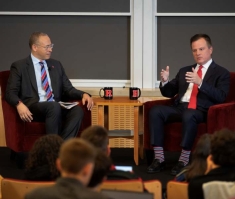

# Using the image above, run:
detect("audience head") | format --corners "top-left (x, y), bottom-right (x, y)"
top-left (88, 149), bottom-right (112, 189)
top-left (81, 125), bottom-right (110, 156)
top-left (56, 138), bottom-right (96, 186)
top-left (209, 129), bottom-right (235, 167)
top-left (25, 134), bottom-right (63, 180)
top-left (185, 134), bottom-right (211, 181)
top-left (29, 31), bottom-right (53, 60)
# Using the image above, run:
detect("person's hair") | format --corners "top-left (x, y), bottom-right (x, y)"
top-left (29, 32), bottom-right (48, 49)
top-left (59, 138), bottom-right (96, 174)
top-left (88, 149), bottom-right (112, 188)
top-left (80, 125), bottom-right (109, 153)
top-left (190, 34), bottom-right (212, 48)
top-left (185, 134), bottom-right (212, 181)
top-left (210, 129), bottom-right (235, 166)
top-left (25, 134), bottom-right (63, 180)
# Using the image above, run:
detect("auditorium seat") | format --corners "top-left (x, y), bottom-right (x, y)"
top-left (167, 181), bottom-right (188, 199)
top-left (99, 179), bottom-right (144, 192)
top-left (144, 180), bottom-right (162, 199)
top-left (1, 178), bottom-right (54, 199)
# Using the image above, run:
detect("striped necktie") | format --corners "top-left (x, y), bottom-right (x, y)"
top-left (188, 65), bottom-right (203, 109)
top-left (39, 61), bottom-right (54, 101)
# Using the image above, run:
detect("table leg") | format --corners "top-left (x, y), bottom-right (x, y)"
top-left (98, 105), bottom-right (104, 126)
top-left (139, 106), bottom-right (144, 159)
top-left (134, 106), bottom-right (139, 165)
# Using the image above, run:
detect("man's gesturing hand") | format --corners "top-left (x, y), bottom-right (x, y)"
top-left (160, 66), bottom-right (169, 82)
top-left (185, 67), bottom-right (202, 86)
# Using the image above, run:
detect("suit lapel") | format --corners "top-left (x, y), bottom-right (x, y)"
top-left (203, 61), bottom-right (216, 82)
top-left (46, 60), bottom-right (57, 94)
top-left (26, 56), bottom-right (38, 93)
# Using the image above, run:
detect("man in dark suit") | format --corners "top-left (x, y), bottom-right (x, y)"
top-left (25, 138), bottom-right (108, 199)
top-left (5, 32), bottom-right (93, 139)
top-left (147, 34), bottom-right (230, 175)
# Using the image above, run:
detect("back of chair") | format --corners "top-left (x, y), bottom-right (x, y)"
top-left (144, 180), bottom-right (162, 199)
top-left (1, 178), bottom-right (54, 199)
top-left (0, 71), bottom-right (28, 152)
top-left (167, 181), bottom-right (188, 199)
top-left (225, 72), bottom-right (235, 102)
top-left (100, 179), bottom-right (144, 192)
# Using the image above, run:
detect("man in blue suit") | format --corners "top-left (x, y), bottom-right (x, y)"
top-left (6, 32), bottom-right (93, 139)
top-left (147, 34), bottom-right (230, 175)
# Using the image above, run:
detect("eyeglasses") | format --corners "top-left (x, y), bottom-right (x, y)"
top-left (36, 44), bottom-right (54, 50)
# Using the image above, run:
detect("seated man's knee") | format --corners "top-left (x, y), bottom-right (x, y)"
top-left (46, 102), bottom-right (61, 115)
top-left (72, 105), bottom-right (84, 119)
top-left (182, 110), bottom-right (197, 123)
top-left (149, 105), bottom-right (165, 118)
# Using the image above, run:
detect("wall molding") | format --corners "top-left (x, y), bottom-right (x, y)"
top-left (155, 13), bottom-right (235, 16)
top-left (0, 12), bottom-right (131, 16)
top-left (70, 79), bottom-right (131, 88)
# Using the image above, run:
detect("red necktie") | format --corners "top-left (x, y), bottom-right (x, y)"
top-left (39, 62), bottom-right (54, 101)
top-left (188, 65), bottom-right (203, 109)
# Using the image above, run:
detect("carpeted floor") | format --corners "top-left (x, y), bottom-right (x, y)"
top-left (0, 147), bottom-right (180, 189)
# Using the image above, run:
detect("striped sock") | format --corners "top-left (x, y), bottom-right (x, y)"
top-left (179, 149), bottom-right (191, 166)
top-left (153, 146), bottom-right (164, 163)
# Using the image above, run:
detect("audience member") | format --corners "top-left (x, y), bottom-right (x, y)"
top-left (25, 138), bottom-right (108, 199)
top-left (88, 149), bottom-right (112, 190)
top-left (148, 34), bottom-right (230, 175)
top-left (188, 129), bottom-right (235, 199)
top-left (175, 134), bottom-right (211, 182)
top-left (5, 31), bottom-right (93, 140)
top-left (24, 134), bottom-right (63, 181)
top-left (81, 125), bottom-right (140, 180)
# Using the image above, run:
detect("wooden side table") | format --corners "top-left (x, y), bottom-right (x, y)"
top-left (93, 96), bottom-right (161, 165)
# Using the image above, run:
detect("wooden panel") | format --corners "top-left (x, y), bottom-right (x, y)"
top-left (0, 98), bottom-right (6, 147)
top-left (92, 104), bottom-right (135, 148)
top-left (109, 106), bottom-right (134, 130)
top-left (109, 137), bottom-right (134, 148)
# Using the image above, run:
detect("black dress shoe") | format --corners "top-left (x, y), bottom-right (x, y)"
top-left (171, 161), bottom-right (187, 176)
top-left (147, 159), bottom-right (165, 173)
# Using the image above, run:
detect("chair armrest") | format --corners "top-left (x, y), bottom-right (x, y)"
top-left (143, 98), bottom-right (173, 149)
top-left (207, 102), bottom-right (235, 134)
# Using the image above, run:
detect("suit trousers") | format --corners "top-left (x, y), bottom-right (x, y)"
top-left (29, 101), bottom-right (84, 139)
top-left (149, 103), bottom-right (207, 150)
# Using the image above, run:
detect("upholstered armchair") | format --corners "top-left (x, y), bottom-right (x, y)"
top-left (0, 70), bottom-right (91, 153)
top-left (144, 72), bottom-right (235, 154)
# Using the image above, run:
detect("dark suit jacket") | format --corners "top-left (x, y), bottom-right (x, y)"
top-left (160, 61), bottom-right (230, 112)
top-left (6, 56), bottom-right (85, 107)
top-left (25, 177), bottom-right (108, 199)
top-left (188, 166), bottom-right (235, 199)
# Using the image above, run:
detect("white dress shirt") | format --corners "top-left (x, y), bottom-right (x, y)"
top-left (181, 59), bottom-right (212, 102)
